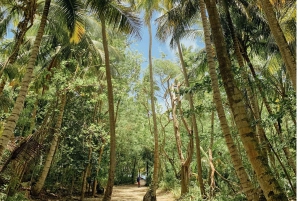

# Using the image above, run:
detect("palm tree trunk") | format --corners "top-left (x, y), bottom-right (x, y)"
top-left (260, 0), bottom-right (296, 90)
top-left (31, 91), bottom-right (66, 195)
top-left (101, 16), bottom-right (117, 201)
top-left (0, 0), bottom-right (51, 160)
top-left (199, 0), bottom-right (259, 200)
top-left (222, 0), bottom-right (269, 170)
top-left (143, 22), bottom-right (159, 201)
top-left (240, 44), bottom-right (296, 175)
top-left (204, 0), bottom-right (288, 200)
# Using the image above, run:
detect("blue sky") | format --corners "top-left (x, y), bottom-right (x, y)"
top-left (129, 13), bottom-right (204, 69)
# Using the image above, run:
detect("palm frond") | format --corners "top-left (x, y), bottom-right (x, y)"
top-left (156, 0), bottom-right (199, 48)
top-left (56, 0), bottom-right (85, 42)
top-left (86, 0), bottom-right (141, 39)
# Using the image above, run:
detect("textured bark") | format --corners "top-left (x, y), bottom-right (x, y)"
top-left (177, 42), bottom-right (205, 197)
top-left (168, 82), bottom-right (192, 195)
top-left (260, 0), bottom-right (296, 90)
top-left (143, 22), bottom-right (159, 201)
top-left (0, 0), bottom-right (51, 161)
top-left (199, 0), bottom-right (258, 200)
top-left (241, 45), bottom-right (296, 175)
top-left (31, 92), bottom-right (66, 195)
top-left (101, 16), bottom-right (117, 201)
top-left (204, 0), bottom-right (288, 200)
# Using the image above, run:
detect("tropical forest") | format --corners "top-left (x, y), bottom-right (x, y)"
top-left (0, 0), bottom-right (296, 201)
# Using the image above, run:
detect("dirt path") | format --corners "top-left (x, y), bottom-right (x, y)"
top-left (111, 180), bottom-right (175, 201)
top-left (85, 180), bottom-right (175, 201)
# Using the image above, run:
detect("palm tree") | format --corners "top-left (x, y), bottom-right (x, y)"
top-left (31, 90), bottom-right (67, 196)
top-left (260, 0), bottom-right (296, 90)
top-left (204, 0), bottom-right (288, 200)
top-left (197, 0), bottom-right (260, 199)
top-left (0, 0), bottom-right (51, 160)
top-left (85, 1), bottom-right (141, 200)
top-left (128, 1), bottom-right (161, 200)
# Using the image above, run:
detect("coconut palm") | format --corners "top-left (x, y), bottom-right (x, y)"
top-left (260, 0), bottom-right (296, 90)
top-left (204, 0), bottom-right (288, 200)
top-left (84, 1), bottom-right (141, 200)
top-left (0, 0), bottom-right (52, 160)
top-left (127, 0), bottom-right (161, 200)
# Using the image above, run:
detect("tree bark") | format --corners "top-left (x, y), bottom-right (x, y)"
top-left (199, 0), bottom-right (258, 200)
top-left (143, 22), bottom-right (159, 201)
top-left (260, 0), bottom-right (296, 90)
top-left (0, 0), bottom-right (51, 160)
top-left (177, 42), bottom-right (205, 197)
top-left (101, 16), bottom-right (117, 201)
top-left (204, 0), bottom-right (288, 200)
top-left (31, 91), bottom-right (66, 195)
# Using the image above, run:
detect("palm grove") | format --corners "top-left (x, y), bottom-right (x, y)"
top-left (0, 0), bottom-right (296, 201)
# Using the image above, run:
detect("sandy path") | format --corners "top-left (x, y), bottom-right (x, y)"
top-left (81, 180), bottom-right (175, 201)
top-left (110, 180), bottom-right (175, 201)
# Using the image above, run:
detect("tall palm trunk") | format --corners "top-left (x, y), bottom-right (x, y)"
top-left (31, 91), bottom-right (66, 195)
top-left (177, 42), bottom-right (205, 197)
top-left (204, 0), bottom-right (287, 200)
top-left (240, 43), bottom-right (296, 175)
top-left (0, 0), bottom-right (51, 160)
top-left (143, 22), bottom-right (159, 201)
top-left (199, 0), bottom-right (258, 200)
top-left (222, 0), bottom-right (270, 172)
top-left (101, 16), bottom-right (117, 201)
top-left (260, 0), bottom-right (296, 90)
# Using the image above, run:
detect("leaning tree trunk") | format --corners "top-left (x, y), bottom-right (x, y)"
top-left (143, 22), bottom-right (159, 201)
top-left (199, 0), bottom-right (258, 200)
top-left (177, 42), bottom-right (206, 197)
top-left (31, 91), bottom-right (66, 195)
top-left (260, 0), bottom-right (296, 90)
top-left (101, 16), bottom-right (117, 201)
top-left (0, 0), bottom-right (51, 160)
top-left (240, 43), bottom-right (296, 175)
top-left (204, 0), bottom-right (288, 200)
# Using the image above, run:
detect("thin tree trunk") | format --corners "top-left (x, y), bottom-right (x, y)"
top-left (260, 0), bottom-right (296, 90)
top-left (168, 81), bottom-right (191, 196)
top-left (241, 44), bottom-right (296, 175)
top-left (208, 110), bottom-right (215, 199)
top-left (101, 16), bottom-right (117, 201)
top-left (177, 42), bottom-right (206, 197)
top-left (204, 0), bottom-right (288, 200)
top-left (199, 0), bottom-right (259, 200)
top-left (143, 22), bottom-right (159, 201)
top-left (81, 145), bottom-right (93, 201)
top-left (92, 141), bottom-right (105, 196)
top-left (31, 91), bottom-right (66, 195)
top-left (0, 0), bottom-right (51, 160)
